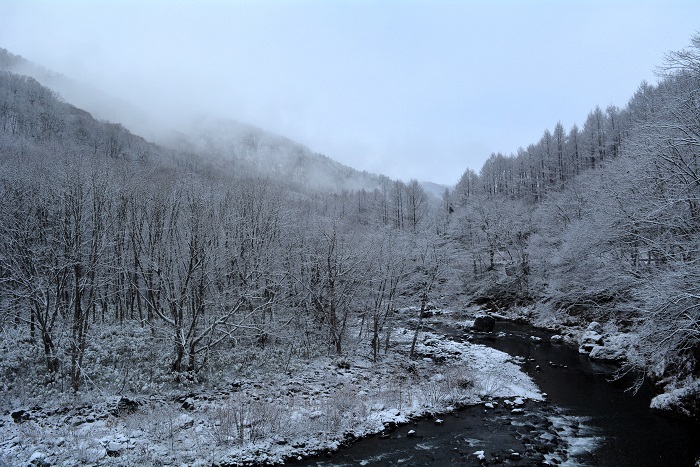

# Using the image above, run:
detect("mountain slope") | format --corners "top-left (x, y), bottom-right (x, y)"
top-left (0, 47), bottom-right (152, 134)
top-left (164, 116), bottom-right (389, 193)
top-left (0, 47), bottom-right (391, 193)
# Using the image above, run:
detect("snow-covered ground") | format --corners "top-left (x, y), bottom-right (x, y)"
top-left (0, 310), bottom-right (541, 466)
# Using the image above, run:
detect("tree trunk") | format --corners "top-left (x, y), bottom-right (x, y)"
top-left (409, 293), bottom-right (428, 358)
top-left (42, 329), bottom-right (59, 374)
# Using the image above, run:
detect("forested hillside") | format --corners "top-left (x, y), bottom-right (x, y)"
top-left (448, 34), bottom-right (700, 416)
top-left (0, 66), bottom-right (452, 391)
top-left (0, 47), bottom-right (390, 195)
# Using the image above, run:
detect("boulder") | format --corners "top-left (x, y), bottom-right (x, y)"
top-left (28, 452), bottom-right (47, 465)
top-left (579, 327), bottom-right (604, 354)
top-left (472, 315), bottom-right (496, 332)
top-left (650, 379), bottom-right (700, 418)
top-left (581, 330), bottom-right (604, 345)
top-left (175, 413), bottom-right (194, 430)
top-left (106, 441), bottom-right (125, 458)
top-left (113, 397), bottom-right (140, 416)
top-left (11, 409), bottom-right (31, 423)
top-left (588, 345), bottom-right (625, 362)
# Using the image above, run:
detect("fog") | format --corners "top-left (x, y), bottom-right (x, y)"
top-left (1, 0), bottom-right (698, 185)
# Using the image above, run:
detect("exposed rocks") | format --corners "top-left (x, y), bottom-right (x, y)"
top-left (578, 322), bottom-right (604, 354)
top-left (113, 396), bottom-right (140, 416)
top-left (588, 345), bottom-right (625, 362)
top-left (473, 315), bottom-right (496, 332)
top-left (105, 441), bottom-right (126, 457)
top-left (11, 409), bottom-right (32, 423)
top-left (28, 451), bottom-right (50, 467)
top-left (175, 413), bottom-right (195, 430)
top-left (550, 334), bottom-right (564, 344)
top-left (464, 407), bottom-right (574, 466)
top-left (650, 379), bottom-right (700, 419)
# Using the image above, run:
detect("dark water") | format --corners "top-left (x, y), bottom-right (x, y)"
top-left (472, 322), bottom-right (700, 466)
top-left (300, 321), bottom-right (700, 466)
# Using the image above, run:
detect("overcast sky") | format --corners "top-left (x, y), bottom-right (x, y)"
top-left (1, 1), bottom-right (699, 185)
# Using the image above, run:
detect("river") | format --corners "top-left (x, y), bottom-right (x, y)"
top-left (300, 320), bottom-right (700, 466)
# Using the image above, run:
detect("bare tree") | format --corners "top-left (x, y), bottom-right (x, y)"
top-left (409, 236), bottom-right (447, 358)
top-left (363, 231), bottom-right (406, 362)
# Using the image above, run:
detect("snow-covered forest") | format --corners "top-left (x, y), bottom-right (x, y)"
top-left (450, 35), bottom-right (700, 407)
top-left (0, 34), bottom-right (699, 465)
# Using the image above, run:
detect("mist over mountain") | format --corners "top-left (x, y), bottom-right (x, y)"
top-left (0, 47), bottom-right (154, 135)
top-left (164, 116), bottom-right (389, 193)
top-left (0, 47), bottom-right (401, 193)
top-left (419, 180), bottom-right (450, 199)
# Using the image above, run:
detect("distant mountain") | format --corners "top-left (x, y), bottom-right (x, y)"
top-left (164, 117), bottom-right (389, 193)
top-left (420, 180), bottom-right (451, 199)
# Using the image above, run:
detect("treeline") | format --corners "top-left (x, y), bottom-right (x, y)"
top-left (448, 35), bottom-right (700, 397)
top-left (460, 104), bottom-right (627, 203)
top-left (0, 70), bottom-right (454, 392)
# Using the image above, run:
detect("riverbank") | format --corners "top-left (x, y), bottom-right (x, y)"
top-left (298, 399), bottom-right (599, 466)
top-left (485, 303), bottom-right (700, 423)
top-left (0, 307), bottom-right (541, 466)
top-left (469, 320), bottom-right (700, 466)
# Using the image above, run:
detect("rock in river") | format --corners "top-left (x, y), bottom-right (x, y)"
top-left (472, 315), bottom-right (496, 332)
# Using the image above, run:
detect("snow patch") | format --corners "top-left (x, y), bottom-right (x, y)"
top-left (650, 378), bottom-right (700, 417)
